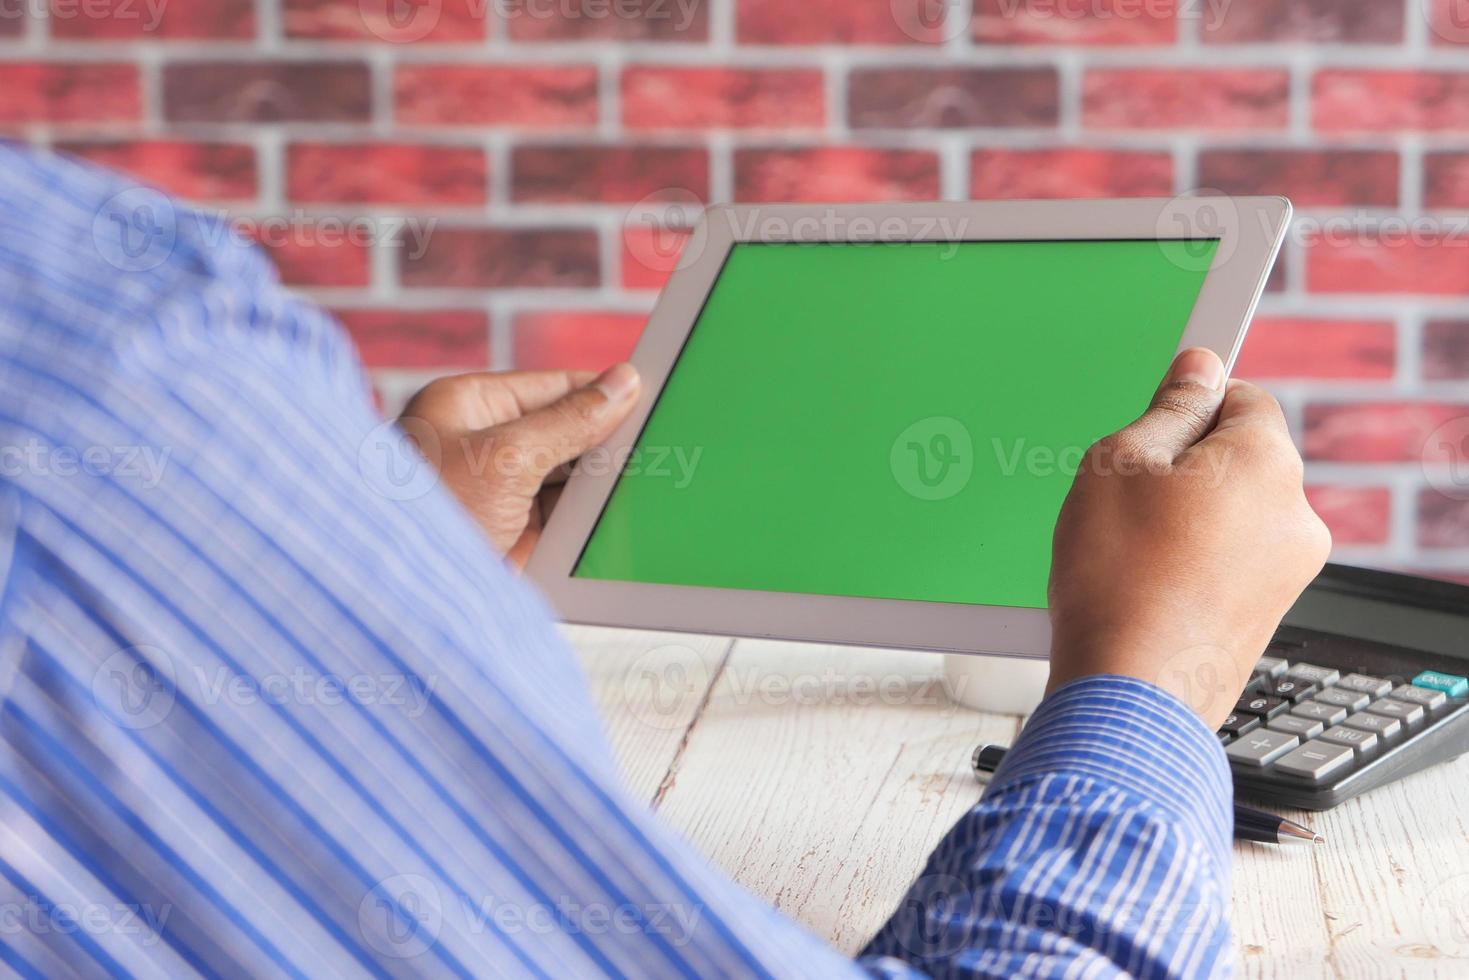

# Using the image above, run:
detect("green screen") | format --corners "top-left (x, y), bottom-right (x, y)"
top-left (574, 239), bottom-right (1217, 608)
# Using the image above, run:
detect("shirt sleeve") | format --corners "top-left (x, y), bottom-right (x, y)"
top-left (859, 675), bottom-right (1235, 980)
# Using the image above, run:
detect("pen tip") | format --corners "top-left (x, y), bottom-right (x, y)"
top-left (1313, 834), bottom-right (1325, 845)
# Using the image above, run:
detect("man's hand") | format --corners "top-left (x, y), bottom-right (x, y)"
top-left (400, 363), bottom-right (641, 568)
top-left (1047, 347), bottom-right (1331, 729)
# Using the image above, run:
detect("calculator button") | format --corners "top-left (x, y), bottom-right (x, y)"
top-left (1412, 671), bottom-right (1469, 699)
top-left (1285, 663), bottom-right (1340, 688)
top-left (1219, 712), bottom-right (1260, 737)
top-left (1319, 724), bottom-right (1378, 758)
top-left (1225, 729), bottom-right (1299, 767)
top-left (1391, 684), bottom-right (1448, 717)
top-left (1235, 694), bottom-right (1288, 719)
top-left (1265, 714), bottom-right (1324, 739)
top-left (1292, 699), bottom-right (1348, 726)
top-left (1343, 710), bottom-right (1403, 741)
top-left (1336, 673), bottom-right (1392, 698)
top-left (1365, 697), bottom-right (1425, 729)
top-left (1265, 677), bottom-right (1317, 702)
top-left (1254, 656), bottom-right (1288, 678)
top-left (1314, 687), bottom-right (1370, 712)
top-left (1273, 740), bottom-right (1354, 781)
top-left (1217, 731), bottom-right (1232, 744)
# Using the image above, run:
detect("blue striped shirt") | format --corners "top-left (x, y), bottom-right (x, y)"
top-left (0, 144), bottom-right (1234, 978)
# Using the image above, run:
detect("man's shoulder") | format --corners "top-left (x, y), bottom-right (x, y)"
top-left (0, 142), bottom-right (279, 319)
top-left (0, 143), bottom-right (357, 399)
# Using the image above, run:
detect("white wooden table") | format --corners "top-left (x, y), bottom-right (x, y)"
top-left (568, 625), bottom-right (1469, 979)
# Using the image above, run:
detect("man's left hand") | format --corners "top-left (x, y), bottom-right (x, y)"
top-left (400, 363), bottom-right (641, 568)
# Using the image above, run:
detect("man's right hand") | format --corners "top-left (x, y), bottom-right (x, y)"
top-left (1046, 347), bottom-right (1332, 729)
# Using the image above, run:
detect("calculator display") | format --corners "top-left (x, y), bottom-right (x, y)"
top-left (1283, 586), bottom-right (1469, 659)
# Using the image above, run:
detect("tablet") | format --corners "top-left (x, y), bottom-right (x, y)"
top-left (528, 198), bottom-right (1291, 657)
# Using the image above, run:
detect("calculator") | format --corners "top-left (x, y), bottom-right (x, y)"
top-left (1220, 564), bottom-right (1469, 810)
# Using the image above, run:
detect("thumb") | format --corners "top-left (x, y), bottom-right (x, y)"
top-left (486, 363), bottom-right (641, 493)
top-left (1114, 347), bottom-right (1227, 465)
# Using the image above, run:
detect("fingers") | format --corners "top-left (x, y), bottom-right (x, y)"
top-left (1109, 347), bottom-right (1227, 466)
top-left (485, 363), bottom-right (641, 495)
top-left (1211, 378), bottom-right (1292, 439)
top-left (403, 369), bottom-right (602, 433)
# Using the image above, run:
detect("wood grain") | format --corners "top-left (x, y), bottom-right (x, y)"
top-left (573, 627), bottom-right (1469, 973)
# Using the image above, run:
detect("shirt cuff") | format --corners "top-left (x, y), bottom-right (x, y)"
top-left (987, 673), bottom-right (1233, 870)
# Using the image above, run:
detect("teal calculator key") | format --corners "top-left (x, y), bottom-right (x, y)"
top-left (1412, 671), bottom-right (1468, 698)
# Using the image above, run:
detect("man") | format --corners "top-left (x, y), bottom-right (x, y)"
top-left (0, 145), bottom-right (1327, 977)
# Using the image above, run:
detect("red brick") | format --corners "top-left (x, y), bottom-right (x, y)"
top-left (1306, 231), bottom-right (1469, 295)
top-left (1419, 491), bottom-right (1469, 548)
top-left (970, 148), bottom-right (1172, 199)
top-left (738, 0), bottom-right (947, 44)
top-left (1305, 486), bottom-right (1392, 546)
top-left (621, 225), bottom-right (691, 291)
top-left (394, 66), bottom-right (598, 128)
top-left (1303, 402), bottom-right (1469, 462)
top-left (973, 0), bottom-right (1177, 45)
top-left (1424, 320), bottom-right (1469, 380)
top-left (401, 227), bottom-right (600, 289)
top-left (1425, 153), bottom-right (1469, 208)
top-left (164, 62), bottom-right (371, 124)
top-left (1235, 318), bottom-right (1395, 380)
top-left (0, 64), bottom-right (140, 124)
top-left (735, 148), bottom-right (940, 203)
top-left (622, 67), bottom-right (824, 131)
top-left (848, 68), bottom-right (1059, 129)
top-left (49, 0), bottom-right (254, 38)
top-left (287, 143), bottom-right (487, 206)
top-left (58, 141), bottom-right (257, 201)
top-left (1203, 0), bottom-right (1402, 43)
top-left (1197, 149), bottom-right (1398, 208)
top-left (1314, 71), bottom-right (1469, 133)
top-left (513, 312), bottom-right (645, 372)
top-left (512, 146), bottom-right (708, 203)
top-left (504, 0), bottom-right (707, 40)
top-left (333, 309), bottom-right (490, 369)
top-left (283, 0), bottom-right (486, 42)
top-left (1084, 69), bottom-right (1289, 131)
top-left (255, 233), bottom-right (372, 288)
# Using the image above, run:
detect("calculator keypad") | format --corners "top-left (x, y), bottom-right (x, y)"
top-left (1337, 673), bottom-right (1392, 698)
top-left (1314, 687), bottom-right (1371, 712)
top-left (1264, 677), bottom-right (1317, 702)
top-left (1342, 711), bottom-right (1402, 741)
top-left (1219, 655), bottom-right (1467, 788)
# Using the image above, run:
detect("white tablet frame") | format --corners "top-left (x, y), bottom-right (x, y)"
top-left (528, 197), bottom-right (1292, 658)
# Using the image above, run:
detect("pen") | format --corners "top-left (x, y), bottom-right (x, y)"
top-left (970, 744), bottom-right (1324, 847)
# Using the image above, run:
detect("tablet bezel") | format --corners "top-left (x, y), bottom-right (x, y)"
top-left (527, 197), bottom-right (1292, 658)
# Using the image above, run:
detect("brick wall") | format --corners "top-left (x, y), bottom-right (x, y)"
top-left (4, 0), bottom-right (1469, 578)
